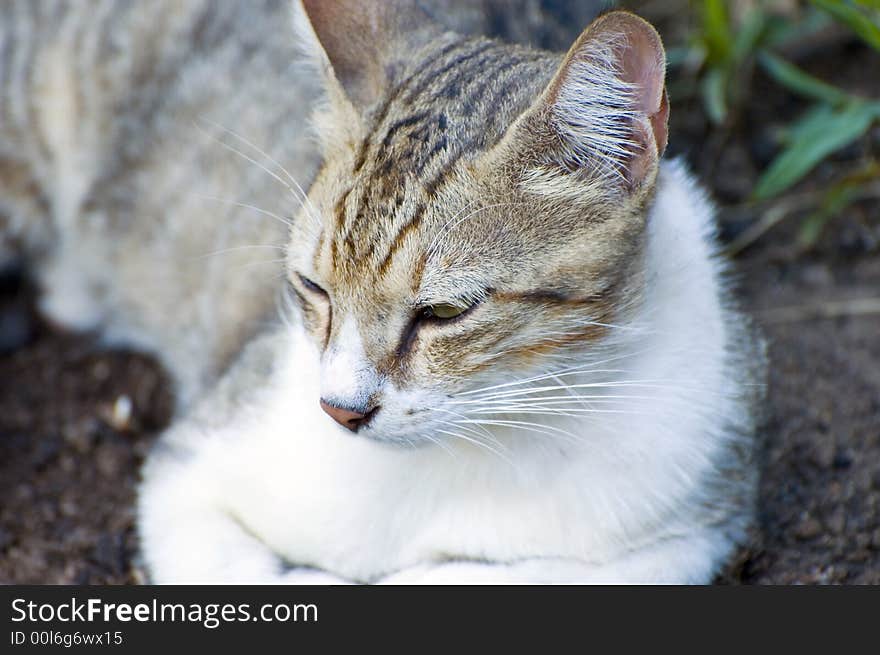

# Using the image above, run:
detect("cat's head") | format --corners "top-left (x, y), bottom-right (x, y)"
top-left (286, 0), bottom-right (668, 446)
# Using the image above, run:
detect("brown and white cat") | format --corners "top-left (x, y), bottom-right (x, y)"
top-left (1, 1), bottom-right (764, 583)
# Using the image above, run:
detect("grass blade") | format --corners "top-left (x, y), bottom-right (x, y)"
top-left (702, 67), bottom-right (728, 124)
top-left (759, 52), bottom-right (852, 105)
top-left (702, 0), bottom-right (733, 63)
top-left (753, 102), bottom-right (878, 199)
top-left (811, 0), bottom-right (880, 51)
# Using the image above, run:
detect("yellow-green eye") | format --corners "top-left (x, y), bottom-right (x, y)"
top-left (425, 303), bottom-right (466, 320)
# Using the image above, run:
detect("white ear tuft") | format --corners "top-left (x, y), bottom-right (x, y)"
top-left (543, 11), bottom-right (668, 190)
top-left (551, 32), bottom-right (643, 182)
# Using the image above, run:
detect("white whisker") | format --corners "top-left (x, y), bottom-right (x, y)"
top-left (193, 119), bottom-right (321, 230)
top-left (197, 244), bottom-right (286, 260)
top-left (197, 118), bottom-right (320, 218)
top-left (455, 418), bottom-right (580, 444)
top-left (434, 428), bottom-right (514, 466)
top-left (194, 194), bottom-right (294, 229)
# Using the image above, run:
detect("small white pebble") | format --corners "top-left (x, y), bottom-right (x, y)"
top-left (109, 395), bottom-right (133, 431)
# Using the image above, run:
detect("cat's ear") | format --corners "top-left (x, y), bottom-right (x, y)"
top-left (296, 0), bottom-right (439, 111)
top-left (513, 11), bottom-right (668, 194)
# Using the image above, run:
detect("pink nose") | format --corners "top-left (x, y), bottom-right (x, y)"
top-left (320, 400), bottom-right (377, 432)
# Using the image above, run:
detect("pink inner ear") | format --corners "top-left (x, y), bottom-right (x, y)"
top-left (618, 30), bottom-right (665, 114)
top-left (651, 89), bottom-right (670, 154)
top-left (300, 0), bottom-right (436, 110)
top-left (300, 0), bottom-right (394, 109)
top-left (613, 18), bottom-right (668, 156)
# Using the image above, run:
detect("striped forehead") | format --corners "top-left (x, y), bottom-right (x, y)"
top-left (327, 36), bottom-right (555, 283)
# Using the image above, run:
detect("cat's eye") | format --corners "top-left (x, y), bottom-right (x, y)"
top-left (297, 274), bottom-right (327, 296)
top-left (422, 303), bottom-right (468, 320)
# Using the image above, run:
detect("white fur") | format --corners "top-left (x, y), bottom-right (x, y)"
top-left (320, 317), bottom-right (377, 406)
top-left (138, 160), bottom-right (754, 584)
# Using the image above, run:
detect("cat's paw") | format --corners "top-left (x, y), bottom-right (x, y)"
top-left (375, 565), bottom-right (433, 585)
top-left (377, 563), bottom-right (499, 585)
top-left (277, 568), bottom-right (353, 585)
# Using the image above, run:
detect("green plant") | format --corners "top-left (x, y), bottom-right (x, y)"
top-left (672, 0), bottom-right (880, 247)
top-left (755, 1), bottom-right (880, 201)
top-left (675, 0), bottom-right (769, 125)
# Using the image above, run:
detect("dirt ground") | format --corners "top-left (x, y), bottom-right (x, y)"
top-left (1, 10), bottom-right (878, 585)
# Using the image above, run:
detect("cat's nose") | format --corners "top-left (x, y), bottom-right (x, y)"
top-left (319, 399), bottom-right (379, 432)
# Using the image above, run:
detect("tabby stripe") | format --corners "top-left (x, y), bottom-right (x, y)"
top-left (376, 202), bottom-right (427, 277)
top-left (380, 111), bottom-right (432, 148)
top-left (403, 41), bottom-right (495, 104)
top-left (398, 35), bottom-right (471, 99)
top-left (323, 293), bottom-right (333, 352)
top-left (330, 186), bottom-right (353, 266)
top-left (339, 80), bottom-right (415, 242)
top-left (461, 321), bottom-right (609, 378)
top-left (424, 151), bottom-right (460, 197)
top-left (410, 252), bottom-right (427, 293)
top-left (493, 290), bottom-right (606, 305)
top-left (481, 56), bottom-right (547, 124)
top-left (312, 228), bottom-right (326, 271)
top-left (335, 70), bottom-right (407, 248)
top-left (374, 133), bottom-right (463, 276)
top-left (352, 90), bottom-right (397, 174)
top-left (508, 323), bottom-right (610, 356)
top-left (412, 133), bottom-right (448, 178)
top-left (432, 48), bottom-right (516, 104)
top-left (350, 36), bottom-right (463, 173)
top-left (338, 39), bottom-right (474, 251)
top-left (455, 53), bottom-right (537, 124)
top-left (85, 6), bottom-right (221, 219)
top-left (340, 40), bottom-right (536, 272)
top-left (446, 332), bottom-right (515, 377)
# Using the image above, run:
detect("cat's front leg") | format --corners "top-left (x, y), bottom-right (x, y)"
top-left (277, 568), bottom-right (353, 585)
top-left (379, 533), bottom-right (727, 584)
top-left (378, 560), bottom-right (599, 585)
top-left (137, 445), bottom-right (349, 585)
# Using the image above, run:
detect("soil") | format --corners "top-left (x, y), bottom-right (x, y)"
top-left (0, 282), bottom-right (173, 583)
top-left (1, 9), bottom-right (878, 585)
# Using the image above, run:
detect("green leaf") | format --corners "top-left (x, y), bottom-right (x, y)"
top-left (811, 0), bottom-right (880, 51)
top-left (753, 101), bottom-right (878, 199)
top-left (759, 52), bottom-right (852, 105)
top-left (701, 67), bottom-right (728, 124)
top-left (702, 0), bottom-right (733, 64)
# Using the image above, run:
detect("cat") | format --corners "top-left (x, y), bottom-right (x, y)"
top-left (2, 0), bottom-right (764, 584)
